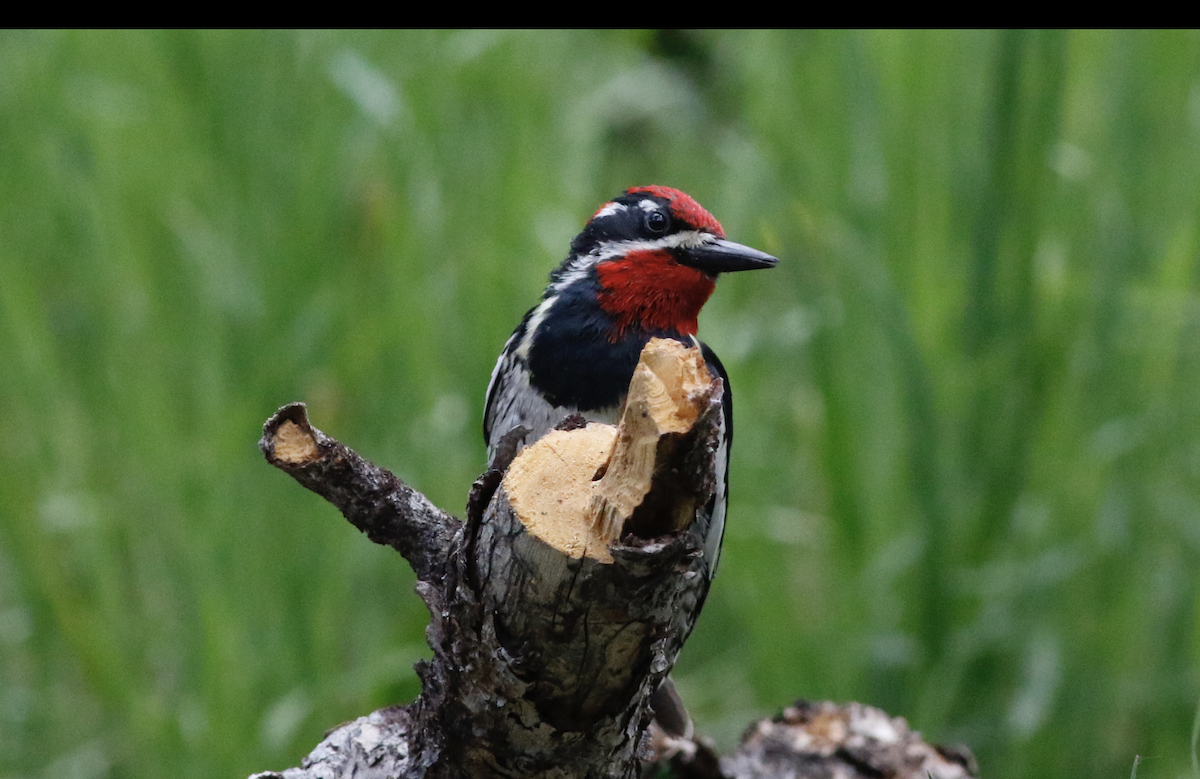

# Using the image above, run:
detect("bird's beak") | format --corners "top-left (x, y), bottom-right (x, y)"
top-left (681, 238), bottom-right (779, 274)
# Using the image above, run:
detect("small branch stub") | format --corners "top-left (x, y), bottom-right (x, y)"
top-left (261, 402), bottom-right (322, 466)
top-left (258, 402), bottom-right (459, 585)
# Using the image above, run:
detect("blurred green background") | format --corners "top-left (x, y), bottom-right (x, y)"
top-left (2, 29), bottom-right (1199, 778)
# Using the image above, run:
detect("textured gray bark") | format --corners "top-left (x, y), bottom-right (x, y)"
top-left (252, 401), bottom-right (978, 779)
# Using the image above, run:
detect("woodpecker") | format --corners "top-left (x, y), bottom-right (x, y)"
top-left (483, 185), bottom-right (778, 578)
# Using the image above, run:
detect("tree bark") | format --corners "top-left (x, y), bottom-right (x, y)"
top-left (250, 341), bottom-right (978, 779)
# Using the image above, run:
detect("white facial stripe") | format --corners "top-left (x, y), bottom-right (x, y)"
top-left (550, 255), bottom-right (597, 292)
top-left (590, 230), bottom-right (715, 262)
top-left (593, 201), bottom-right (626, 219)
top-left (518, 254), bottom-right (597, 358)
top-left (638, 199), bottom-right (659, 213)
top-left (673, 229), bottom-right (711, 249)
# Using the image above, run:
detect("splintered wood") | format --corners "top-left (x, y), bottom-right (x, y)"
top-left (501, 423), bottom-right (618, 562)
top-left (501, 338), bottom-right (717, 563)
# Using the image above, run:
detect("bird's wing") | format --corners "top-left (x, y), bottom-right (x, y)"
top-left (698, 341), bottom-right (733, 447)
top-left (483, 331), bottom-right (520, 449)
top-left (483, 322), bottom-right (568, 462)
top-left (698, 340), bottom-right (732, 579)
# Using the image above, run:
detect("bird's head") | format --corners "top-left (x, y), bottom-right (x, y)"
top-left (554, 186), bottom-right (778, 340)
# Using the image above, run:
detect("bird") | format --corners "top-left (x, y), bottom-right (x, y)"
top-left (483, 185), bottom-right (778, 579)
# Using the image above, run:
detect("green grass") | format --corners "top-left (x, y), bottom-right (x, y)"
top-left (2, 29), bottom-right (1199, 778)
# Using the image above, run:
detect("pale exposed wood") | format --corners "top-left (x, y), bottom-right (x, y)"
top-left (501, 338), bottom-right (719, 561)
top-left (272, 420), bottom-right (319, 464)
top-left (502, 423), bottom-right (617, 562)
top-left (590, 339), bottom-right (717, 542)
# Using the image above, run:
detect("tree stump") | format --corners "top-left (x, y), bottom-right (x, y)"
top-left (250, 339), bottom-right (978, 779)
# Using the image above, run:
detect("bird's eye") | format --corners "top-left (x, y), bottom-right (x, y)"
top-left (645, 209), bottom-right (670, 235)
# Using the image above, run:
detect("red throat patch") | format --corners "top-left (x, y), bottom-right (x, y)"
top-left (595, 250), bottom-right (716, 339)
top-left (627, 186), bottom-right (725, 238)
